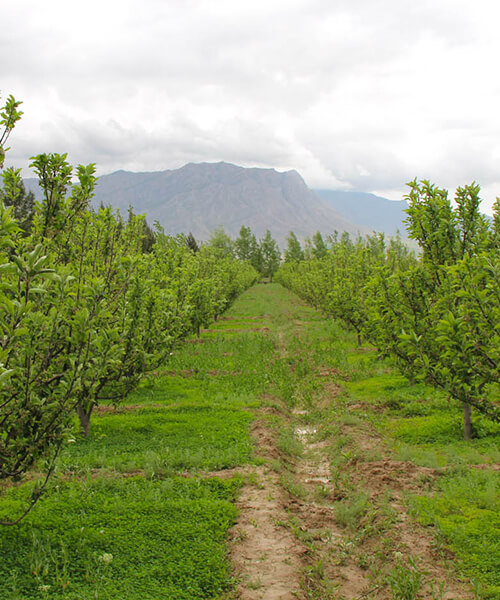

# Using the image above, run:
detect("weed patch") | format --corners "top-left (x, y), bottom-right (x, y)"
top-left (0, 476), bottom-right (241, 599)
top-left (410, 469), bottom-right (500, 599)
top-left (60, 405), bottom-right (253, 474)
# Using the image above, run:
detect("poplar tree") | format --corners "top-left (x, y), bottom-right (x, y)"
top-left (235, 225), bottom-right (259, 263)
top-left (260, 230), bottom-right (281, 281)
top-left (284, 231), bottom-right (304, 263)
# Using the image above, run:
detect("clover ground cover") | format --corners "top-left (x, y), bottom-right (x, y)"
top-left (0, 477), bottom-right (241, 600)
top-left (342, 342), bottom-right (500, 598)
top-left (0, 286), bottom-right (282, 600)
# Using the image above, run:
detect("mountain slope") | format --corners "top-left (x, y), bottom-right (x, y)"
top-left (26, 162), bottom-right (413, 245)
top-left (91, 162), bottom-right (362, 243)
top-left (315, 189), bottom-right (409, 236)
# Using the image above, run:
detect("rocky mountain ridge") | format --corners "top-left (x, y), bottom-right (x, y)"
top-left (24, 161), bottom-right (408, 245)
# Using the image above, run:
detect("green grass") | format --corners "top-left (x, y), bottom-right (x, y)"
top-left (344, 365), bottom-right (500, 466)
top-left (0, 476), bottom-right (241, 600)
top-left (60, 404), bottom-right (253, 475)
top-left (410, 469), bottom-right (500, 599)
top-left (334, 492), bottom-right (370, 530)
top-left (276, 427), bottom-right (303, 458)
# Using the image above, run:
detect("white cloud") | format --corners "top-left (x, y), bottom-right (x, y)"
top-left (3, 0), bottom-right (500, 214)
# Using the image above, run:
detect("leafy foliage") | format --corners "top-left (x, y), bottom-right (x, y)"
top-left (0, 99), bottom-right (258, 517)
top-left (411, 469), bottom-right (500, 599)
top-left (259, 229), bottom-right (281, 281)
top-left (277, 180), bottom-right (500, 437)
top-left (0, 169), bottom-right (34, 234)
top-left (284, 231), bottom-right (304, 263)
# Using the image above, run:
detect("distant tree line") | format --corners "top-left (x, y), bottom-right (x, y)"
top-left (201, 225), bottom-right (281, 282)
top-left (198, 225), bottom-right (336, 283)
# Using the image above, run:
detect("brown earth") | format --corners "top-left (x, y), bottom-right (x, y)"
top-left (228, 416), bottom-right (307, 599)
top-left (227, 396), bottom-right (474, 600)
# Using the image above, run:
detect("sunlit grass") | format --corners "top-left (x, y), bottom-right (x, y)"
top-left (410, 469), bottom-right (500, 599)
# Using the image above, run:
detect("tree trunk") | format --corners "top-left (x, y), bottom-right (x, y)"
top-left (463, 403), bottom-right (473, 440)
top-left (357, 332), bottom-right (362, 347)
top-left (76, 403), bottom-right (92, 438)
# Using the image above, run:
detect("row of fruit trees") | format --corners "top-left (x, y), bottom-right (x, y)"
top-left (0, 95), bottom-right (258, 522)
top-left (277, 181), bottom-right (499, 439)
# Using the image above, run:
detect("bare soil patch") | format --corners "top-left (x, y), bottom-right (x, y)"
top-left (290, 418), bottom-right (474, 600)
top-left (229, 466), bottom-right (306, 600)
top-left (229, 397), bottom-right (473, 599)
top-left (229, 414), bottom-right (307, 599)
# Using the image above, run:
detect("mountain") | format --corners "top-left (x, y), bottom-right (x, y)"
top-left (25, 162), bottom-right (362, 245)
top-left (315, 190), bottom-right (409, 237)
top-left (24, 162), bottom-right (411, 244)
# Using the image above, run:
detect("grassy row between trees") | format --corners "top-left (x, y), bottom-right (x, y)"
top-left (274, 185), bottom-right (499, 595)
top-left (0, 283), bottom-right (498, 598)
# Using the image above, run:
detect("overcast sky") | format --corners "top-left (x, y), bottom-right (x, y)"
top-left (2, 0), bottom-right (500, 212)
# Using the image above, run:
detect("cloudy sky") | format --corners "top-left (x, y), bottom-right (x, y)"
top-left (2, 0), bottom-right (500, 212)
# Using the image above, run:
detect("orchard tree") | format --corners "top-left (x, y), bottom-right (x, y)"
top-left (324, 233), bottom-right (386, 345)
top-left (386, 231), bottom-right (416, 272)
top-left (0, 98), bottom-right (92, 521)
top-left (0, 169), bottom-right (35, 234)
top-left (366, 181), bottom-right (498, 438)
top-left (431, 252), bottom-right (499, 424)
top-left (398, 181), bottom-right (498, 436)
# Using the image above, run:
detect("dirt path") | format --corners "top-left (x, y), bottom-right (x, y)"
top-left (227, 310), bottom-right (474, 599)
top-left (230, 464), bottom-right (304, 599)
top-left (230, 407), bottom-right (473, 600)
top-left (229, 418), bottom-right (305, 600)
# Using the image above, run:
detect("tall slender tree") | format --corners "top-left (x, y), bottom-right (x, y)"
top-left (260, 230), bottom-right (281, 282)
top-left (235, 225), bottom-right (258, 262)
top-left (284, 231), bottom-right (305, 263)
